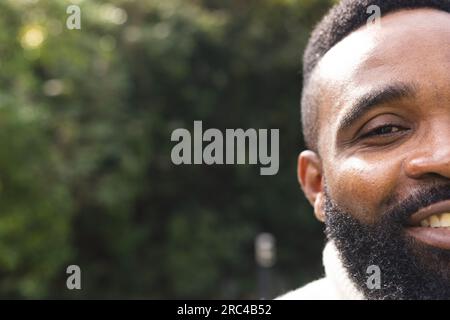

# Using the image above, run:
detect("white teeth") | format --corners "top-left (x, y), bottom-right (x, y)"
top-left (441, 213), bottom-right (450, 227)
top-left (420, 219), bottom-right (430, 227)
top-left (420, 213), bottom-right (450, 228)
top-left (430, 215), bottom-right (440, 227)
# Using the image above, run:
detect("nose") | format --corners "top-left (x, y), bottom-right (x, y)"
top-left (404, 124), bottom-right (450, 180)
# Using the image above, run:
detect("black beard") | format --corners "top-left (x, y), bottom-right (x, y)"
top-left (324, 182), bottom-right (450, 300)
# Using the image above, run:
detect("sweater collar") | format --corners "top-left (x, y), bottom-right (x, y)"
top-left (323, 241), bottom-right (365, 300)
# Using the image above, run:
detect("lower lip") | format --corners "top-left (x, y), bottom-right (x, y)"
top-left (407, 227), bottom-right (450, 250)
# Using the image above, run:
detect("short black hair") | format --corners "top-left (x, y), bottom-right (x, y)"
top-left (301, 0), bottom-right (450, 152)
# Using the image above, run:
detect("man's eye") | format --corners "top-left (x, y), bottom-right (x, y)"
top-left (360, 125), bottom-right (406, 138)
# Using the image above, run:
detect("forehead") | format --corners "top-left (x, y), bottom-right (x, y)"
top-left (317, 8), bottom-right (450, 87)
top-left (313, 8), bottom-right (450, 146)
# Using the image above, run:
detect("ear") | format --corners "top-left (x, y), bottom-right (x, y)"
top-left (297, 150), bottom-right (325, 222)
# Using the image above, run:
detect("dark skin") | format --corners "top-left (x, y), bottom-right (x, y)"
top-left (299, 9), bottom-right (450, 226)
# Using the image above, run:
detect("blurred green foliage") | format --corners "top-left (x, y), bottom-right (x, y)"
top-left (0, 0), bottom-right (334, 299)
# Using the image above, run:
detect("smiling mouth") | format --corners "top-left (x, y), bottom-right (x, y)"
top-left (406, 200), bottom-right (450, 249)
top-left (418, 213), bottom-right (450, 228)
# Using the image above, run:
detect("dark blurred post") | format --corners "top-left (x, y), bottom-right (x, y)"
top-left (255, 233), bottom-right (276, 299)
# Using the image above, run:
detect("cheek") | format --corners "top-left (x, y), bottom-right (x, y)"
top-left (324, 155), bottom-right (402, 224)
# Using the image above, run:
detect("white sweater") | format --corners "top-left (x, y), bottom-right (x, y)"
top-left (276, 242), bottom-right (365, 300)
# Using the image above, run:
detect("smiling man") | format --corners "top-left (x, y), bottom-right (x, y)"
top-left (279, 0), bottom-right (450, 299)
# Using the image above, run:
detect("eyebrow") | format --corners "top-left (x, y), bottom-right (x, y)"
top-left (336, 82), bottom-right (418, 133)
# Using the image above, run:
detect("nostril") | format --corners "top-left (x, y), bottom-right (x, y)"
top-left (404, 152), bottom-right (450, 180)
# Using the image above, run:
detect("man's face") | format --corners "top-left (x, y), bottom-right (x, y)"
top-left (299, 9), bottom-right (450, 299)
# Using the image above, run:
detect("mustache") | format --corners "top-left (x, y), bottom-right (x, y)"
top-left (383, 182), bottom-right (450, 225)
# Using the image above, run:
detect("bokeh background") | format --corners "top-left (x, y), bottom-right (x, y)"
top-left (0, 0), bottom-right (336, 299)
